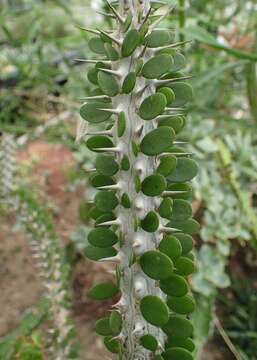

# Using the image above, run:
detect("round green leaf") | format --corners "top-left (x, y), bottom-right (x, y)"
top-left (163, 347), bottom-right (193, 360)
top-left (145, 30), bottom-right (174, 48)
top-left (89, 282), bottom-right (119, 300)
top-left (167, 219), bottom-right (200, 235)
top-left (104, 336), bottom-right (120, 353)
top-left (94, 191), bottom-right (118, 212)
top-left (158, 198), bottom-right (173, 219)
top-left (84, 245), bottom-right (117, 261)
top-left (121, 154), bottom-right (130, 171)
top-left (87, 67), bottom-right (99, 85)
top-left (162, 315), bottom-right (193, 338)
top-left (159, 235), bottom-right (182, 261)
top-left (157, 155), bottom-right (177, 176)
top-left (170, 52), bottom-right (186, 72)
top-left (140, 127), bottom-right (175, 156)
top-left (160, 274), bottom-right (188, 297)
top-left (171, 199), bottom-right (192, 221)
top-left (89, 206), bottom-right (106, 220)
top-left (122, 72), bottom-right (136, 93)
top-left (142, 174), bottom-right (167, 197)
top-left (157, 87), bottom-right (175, 105)
top-left (175, 233), bottom-right (194, 255)
top-left (158, 116), bottom-right (185, 134)
top-left (167, 158), bottom-right (198, 183)
top-left (167, 294), bottom-right (196, 315)
top-left (90, 174), bottom-right (114, 188)
top-left (95, 316), bottom-right (112, 336)
top-left (80, 102), bottom-right (112, 124)
top-left (121, 193), bottom-right (131, 208)
top-left (88, 228), bottom-right (118, 248)
top-left (169, 82), bottom-right (193, 106)
top-left (140, 250), bottom-right (173, 280)
top-left (122, 29), bottom-right (140, 57)
top-left (86, 135), bottom-right (113, 152)
top-left (141, 211), bottom-right (159, 232)
top-left (140, 334), bottom-right (158, 351)
top-left (166, 337), bottom-right (195, 352)
top-left (95, 154), bottom-right (119, 176)
top-left (139, 93), bottom-right (167, 120)
top-left (142, 54), bottom-right (173, 79)
top-left (117, 112), bottom-right (126, 137)
top-left (174, 257), bottom-right (196, 276)
top-left (98, 71), bottom-right (119, 97)
top-left (109, 311), bottom-right (122, 335)
top-left (104, 43), bottom-right (119, 60)
top-left (140, 295), bottom-right (169, 327)
top-left (89, 37), bottom-right (105, 54)
top-left (95, 212), bottom-right (116, 226)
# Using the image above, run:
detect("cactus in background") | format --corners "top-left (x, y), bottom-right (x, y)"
top-left (81, 0), bottom-right (199, 359)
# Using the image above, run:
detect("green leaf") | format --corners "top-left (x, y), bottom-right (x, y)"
top-left (139, 93), bottom-right (167, 120)
top-left (121, 193), bottom-right (131, 208)
top-left (158, 116), bottom-right (185, 134)
top-left (157, 155), bottom-right (177, 176)
top-left (121, 154), bottom-right (130, 171)
top-left (141, 174), bottom-right (167, 197)
top-left (95, 154), bottom-right (119, 176)
top-left (159, 235), bottom-right (182, 261)
top-left (175, 233), bottom-right (193, 255)
top-left (169, 82), bottom-right (193, 106)
top-left (95, 213), bottom-right (116, 226)
top-left (167, 158), bottom-right (198, 183)
top-left (163, 347), bottom-right (193, 360)
top-left (162, 315), bottom-right (194, 338)
top-left (122, 72), bottom-right (137, 93)
top-left (89, 37), bottom-right (105, 54)
top-left (183, 25), bottom-right (257, 61)
top-left (122, 29), bottom-right (140, 57)
top-left (90, 174), bottom-right (114, 188)
top-left (140, 296), bottom-right (169, 327)
top-left (80, 102), bottom-right (112, 124)
top-left (89, 282), bottom-right (119, 300)
top-left (140, 334), bottom-right (158, 351)
top-left (160, 274), bottom-right (188, 297)
top-left (104, 336), bottom-right (120, 353)
top-left (141, 211), bottom-right (159, 232)
top-left (166, 337), bottom-right (195, 352)
top-left (167, 218), bottom-right (200, 235)
top-left (88, 228), bottom-right (118, 248)
top-left (167, 294), bottom-right (196, 315)
top-left (140, 250), bottom-right (173, 280)
top-left (117, 112), bottom-right (126, 137)
top-left (171, 199), bottom-right (192, 221)
top-left (86, 135), bottom-right (114, 152)
top-left (98, 71), bottom-right (119, 97)
top-left (145, 30), bottom-right (174, 48)
top-left (94, 191), bottom-right (119, 212)
top-left (87, 67), bottom-right (99, 85)
top-left (166, 183), bottom-right (192, 200)
top-left (104, 43), bottom-right (119, 60)
top-left (95, 317), bottom-right (113, 336)
top-left (158, 198), bottom-right (173, 219)
top-left (157, 87), bottom-right (175, 105)
top-left (84, 245), bottom-right (117, 261)
top-left (141, 127), bottom-right (175, 155)
top-left (142, 55), bottom-right (173, 79)
top-left (175, 257), bottom-right (196, 276)
top-left (109, 311), bottom-right (122, 335)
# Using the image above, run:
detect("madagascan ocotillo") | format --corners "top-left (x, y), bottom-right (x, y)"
top-left (80, 1), bottom-right (199, 359)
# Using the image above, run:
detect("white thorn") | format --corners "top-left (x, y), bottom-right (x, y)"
top-left (97, 67), bottom-right (121, 77)
top-left (97, 108), bottom-right (120, 115)
top-left (92, 146), bottom-right (120, 153)
top-left (98, 254), bottom-right (121, 263)
top-left (100, 30), bottom-right (121, 46)
top-left (95, 10), bottom-right (115, 18)
top-left (162, 190), bottom-right (187, 196)
top-left (76, 26), bottom-right (100, 35)
top-left (154, 39), bottom-right (192, 52)
top-left (97, 183), bottom-right (120, 190)
top-left (97, 218), bottom-right (121, 227)
top-left (154, 76), bottom-right (192, 86)
top-left (105, 0), bottom-right (125, 23)
top-left (159, 225), bottom-right (181, 233)
top-left (80, 95), bottom-right (111, 101)
top-left (74, 58), bottom-right (111, 65)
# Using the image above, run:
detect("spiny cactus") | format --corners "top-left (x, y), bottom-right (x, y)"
top-left (80, 1), bottom-right (199, 359)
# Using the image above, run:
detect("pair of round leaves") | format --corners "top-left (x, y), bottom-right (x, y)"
top-left (141, 174), bottom-right (167, 197)
top-left (122, 29), bottom-right (140, 57)
top-left (167, 294), bottom-right (196, 315)
top-left (166, 337), bottom-right (195, 353)
top-left (157, 155), bottom-right (177, 177)
top-left (169, 82), bottom-right (193, 107)
top-left (95, 311), bottom-right (122, 336)
top-left (175, 256), bottom-right (196, 276)
top-left (140, 250), bottom-right (174, 280)
top-left (139, 93), bottom-right (167, 120)
top-left (89, 37), bottom-right (105, 54)
top-left (163, 348), bottom-right (193, 360)
top-left (88, 228), bottom-right (118, 248)
top-left (167, 158), bottom-right (198, 183)
top-left (167, 218), bottom-right (200, 235)
top-left (80, 101), bottom-right (112, 124)
top-left (86, 135), bottom-right (113, 152)
top-left (98, 71), bottom-right (119, 97)
top-left (162, 315), bottom-right (193, 338)
top-left (145, 30), bottom-right (174, 48)
top-left (95, 154), bottom-right (119, 177)
top-left (141, 54), bottom-right (173, 79)
top-left (157, 87), bottom-right (175, 105)
top-left (160, 274), bottom-right (188, 297)
top-left (140, 126), bottom-right (175, 156)
top-left (94, 191), bottom-right (118, 212)
top-left (140, 295), bottom-right (169, 327)
top-left (89, 281), bottom-right (119, 300)
top-left (159, 235), bottom-right (182, 261)
top-left (158, 115), bottom-right (185, 135)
